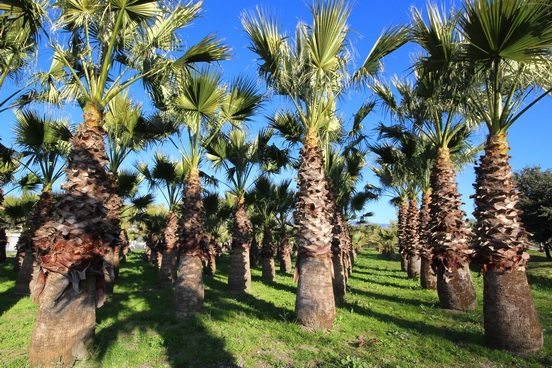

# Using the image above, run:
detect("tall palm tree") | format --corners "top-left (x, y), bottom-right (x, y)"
top-left (242, 0), bottom-right (407, 329)
top-left (155, 69), bottom-right (263, 316)
top-left (28, 2), bottom-right (230, 364)
top-left (137, 153), bottom-right (187, 285)
top-left (206, 128), bottom-right (282, 293)
top-left (458, 0), bottom-right (551, 352)
top-left (11, 110), bottom-right (72, 294)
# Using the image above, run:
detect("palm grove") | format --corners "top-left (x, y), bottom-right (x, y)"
top-left (0, 0), bottom-right (550, 366)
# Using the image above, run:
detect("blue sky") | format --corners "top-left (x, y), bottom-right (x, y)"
top-left (1, 0), bottom-right (551, 224)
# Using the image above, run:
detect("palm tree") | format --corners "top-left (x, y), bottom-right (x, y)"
top-left (154, 69), bottom-right (263, 316)
top-left (0, 0), bottom-right (47, 113)
top-left (458, 0), bottom-right (551, 352)
top-left (27, 1), bottom-right (230, 364)
top-left (202, 192), bottom-right (231, 276)
top-left (206, 128), bottom-right (282, 292)
top-left (137, 153), bottom-right (187, 285)
top-left (11, 110), bottom-right (72, 294)
top-left (242, 0), bottom-right (407, 329)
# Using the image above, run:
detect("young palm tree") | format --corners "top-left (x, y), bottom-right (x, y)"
top-left (243, 0), bottom-right (407, 329)
top-left (206, 129), bottom-right (282, 293)
top-left (154, 69), bottom-right (263, 316)
top-left (137, 153), bottom-right (187, 285)
top-left (28, 2), bottom-right (230, 364)
top-left (11, 110), bottom-right (72, 294)
top-left (458, 0), bottom-right (551, 352)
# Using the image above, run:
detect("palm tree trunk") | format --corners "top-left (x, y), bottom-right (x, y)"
top-left (398, 201), bottom-right (408, 272)
top-left (278, 228), bottom-right (292, 273)
top-left (174, 167), bottom-right (206, 317)
top-left (250, 239), bottom-right (259, 268)
top-left (228, 196), bottom-right (252, 293)
top-left (204, 240), bottom-right (217, 276)
top-left (159, 210), bottom-right (178, 285)
top-left (406, 199), bottom-right (421, 279)
top-left (0, 228), bottom-right (6, 262)
top-left (330, 204), bottom-right (348, 302)
top-left (472, 135), bottom-right (542, 353)
top-left (261, 225), bottom-right (275, 282)
top-left (30, 110), bottom-right (116, 366)
top-left (295, 138), bottom-right (335, 329)
top-left (430, 147), bottom-right (476, 311)
top-left (419, 190), bottom-right (437, 290)
top-left (103, 180), bottom-right (123, 291)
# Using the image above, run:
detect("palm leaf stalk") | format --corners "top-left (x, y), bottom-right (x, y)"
top-left (243, 0), bottom-right (407, 329)
top-left (459, 0), bottom-right (551, 352)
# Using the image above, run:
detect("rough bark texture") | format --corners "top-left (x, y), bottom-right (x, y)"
top-left (15, 190), bottom-right (54, 295)
top-left (405, 199), bottom-right (421, 279)
top-left (103, 180), bottom-right (122, 286)
top-left (278, 228), bottom-right (293, 273)
top-left (250, 239), bottom-right (259, 268)
top-left (330, 200), bottom-right (348, 301)
top-left (159, 211), bottom-right (178, 285)
top-left (483, 269), bottom-right (543, 353)
top-left (398, 201), bottom-right (408, 272)
top-left (429, 147), bottom-right (476, 311)
top-left (228, 197), bottom-right (252, 293)
top-left (175, 168), bottom-right (207, 316)
top-left (294, 137), bottom-right (335, 329)
top-left (472, 135), bottom-right (542, 352)
top-left (29, 272), bottom-right (96, 367)
top-left (419, 191), bottom-right (437, 290)
top-left (204, 240), bottom-right (217, 276)
top-left (261, 225), bottom-right (276, 282)
top-left (30, 116), bottom-right (116, 366)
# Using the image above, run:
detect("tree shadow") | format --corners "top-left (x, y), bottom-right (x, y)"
top-left (349, 274), bottom-right (417, 289)
top-left (348, 287), bottom-right (436, 309)
top-left (94, 253), bottom-right (239, 368)
top-left (0, 257), bottom-right (25, 316)
top-left (352, 268), bottom-right (406, 280)
top-left (341, 300), bottom-right (485, 350)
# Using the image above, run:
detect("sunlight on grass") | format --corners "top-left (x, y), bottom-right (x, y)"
top-left (0, 249), bottom-right (550, 367)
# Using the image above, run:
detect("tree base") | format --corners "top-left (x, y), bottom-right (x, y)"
top-left (280, 253), bottom-right (292, 274)
top-left (159, 247), bottom-right (177, 285)
top-left (436, 263), bottom-right (476, 311)
top-left (262, 256), bottom-right (275, 282)
top-left (228, 247), bottom-right (251, 293)
top-left (29, 272), bottom-right (96, 367)
top-left (295, 255), bottom-right (335, 330)
top-left (332, 253), bottom-right (346, 302)
top-left (420, 257), bottom-right (437, 290)
top-left (484, 269), bottom-right (543, 353)
top-left (400, 254), bottom-right (407, 272)
top-left (174, 255), bottom-right (204, 318)
top-left (407, 254), bottom-right (421, 279)
top-left (15, 252), bottom-right (35, 295)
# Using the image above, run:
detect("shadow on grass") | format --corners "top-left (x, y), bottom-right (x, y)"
top-left (352, 268), bottom-right (406, 280)
top-left (0, 257), bottom-right (25, 316)
top-left (94, 253), bottom-right (238, 368)
top-left (348, 287), bottom-right (436, 309)
top-left (349, 274), bottom-right (415, 289)
top-left (341, 300), bottom-right (484, 349)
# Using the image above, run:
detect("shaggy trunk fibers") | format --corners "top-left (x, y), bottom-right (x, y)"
top-left (398, 201), bottom-right (408, 272)
top-left (418, 191), bottom-right (436, 289)
top-left (294, 137), bottom-right (335, 329)
top-left (472, 135), bottom-right (542, 353)
top-left (175, 168), bottom-right (206, 316)
top-left (420, 256), bottom-right (437, 290)
top-left (261, 225), bottom-right (276, 282)
top-left (429, 147), bottom-right (476, 310)
top-left (405, 199), bottom-right (421, 279)
top-left (332, 252), bottom-right (346, 302)
top-left (159, 211), bottom-right (178, 285)
top-left (228, 198), bottom-right (252, 293)
top-left (279, 230), bottom-right (292, 274)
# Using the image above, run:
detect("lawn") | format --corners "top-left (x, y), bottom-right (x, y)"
top-left (1, 248), bottom-right (550, 367)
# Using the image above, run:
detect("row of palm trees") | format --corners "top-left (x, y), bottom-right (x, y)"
top-left (0, 0), bottom-right (550, 365)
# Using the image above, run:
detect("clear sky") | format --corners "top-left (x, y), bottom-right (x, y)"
top-left (1, 0), bottom-right (551, 225)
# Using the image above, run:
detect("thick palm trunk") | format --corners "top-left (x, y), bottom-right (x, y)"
top-left (228, 197), bottom-right (252, 293)
top-left (278, 228), bottom-right (292, 273)
top-left (30, 113), bottom-right (116, 366)
top-left (204, 240), bottom-right (217, 276)
top-left (429, 147), bottom-right (476, 311)
top-left (398, 201), bottom-right (408, 272)
top-left (261, 225), bottom-right (275, 282)
top-left (159, 210), bottom-right (178, 285)
top-left (175, 168), bottom-right (206, 317)
top-left (330, 203), bottom-right (348, 302)
top-left (250, 239), bottom-right (259, 268)
top-left (405, 199), bottom-right (421, 279)
top-left (472, 135), bottom-right (542, 353)
top-left (295, 137), bottom-right (335, 329)
top-left (419, 191), bottom-right (437, 289)
top-left (103, 180), bottom-right (123, 291)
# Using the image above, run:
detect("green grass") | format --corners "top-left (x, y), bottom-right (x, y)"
top-left (1, 249), bottom-right (550, 367)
